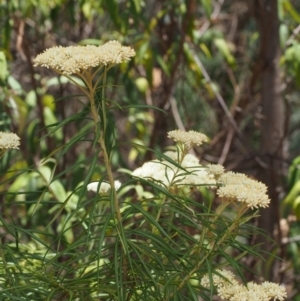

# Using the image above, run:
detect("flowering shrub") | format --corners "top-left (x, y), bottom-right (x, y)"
top-left (0, 41), bottom-right (287, 300)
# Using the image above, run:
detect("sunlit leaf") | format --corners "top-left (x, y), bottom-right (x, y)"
top-left (43, 106), bottom-right (63, 140)
top-left (283, 0), bottom-right (300, 22)
top-left (0, 51), bottom-right (8, 85)
top-left (214, 38), bottom-right (236, 67)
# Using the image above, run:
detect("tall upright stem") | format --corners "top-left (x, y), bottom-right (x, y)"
top-left (86, 70), bottom-right (127, 253)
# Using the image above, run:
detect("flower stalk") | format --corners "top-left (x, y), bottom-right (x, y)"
top-left (33, 41), bottom-right (135, 253)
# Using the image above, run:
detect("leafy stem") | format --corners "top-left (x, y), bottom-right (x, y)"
top-left (86, 66), bottom-right (127, 253)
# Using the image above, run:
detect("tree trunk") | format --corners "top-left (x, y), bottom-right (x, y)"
top-left (252, 0), bottom-right (285, 281)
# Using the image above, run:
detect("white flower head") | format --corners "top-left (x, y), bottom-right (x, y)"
top-left (0, 132), bottom-right (20, 150)
top-left (167, 130), bottom-right (209, 149)
top-left (33, 41), bottom-right (135, 75)
top-left (201, 270), bottom-right (287, 301)
top-left (87, 180), bottom-right (121, 194)
top-left (217, 172), bottom-right (270, 209)
top-left (206, 164), bottom-right (225, 178)
top-left (182, 153), bottom-right (200, 167)
top-left (132, 151), bottom-right (215, 187)
top-left (132, 160), bottom-right (175, 186)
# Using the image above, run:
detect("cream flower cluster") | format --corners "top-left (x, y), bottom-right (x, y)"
top-left (167, 130), bottom-right (209, 149)
top-left (87, 180), bottom-right (121, 194)
top-left (201, 269), bottom-right (287, 301)
top-left (133, 129), bottom-right (270, 208)
top-left (0, 132), bottom-right (20, 149)
top-left (206, 163), bottom-right (225, 179)
top-left (33, 41), bottom-right (136, 75)
top-left (132, 151), bottom-right (215, 187)
top-left (217, 172), bottom-right (270, 209)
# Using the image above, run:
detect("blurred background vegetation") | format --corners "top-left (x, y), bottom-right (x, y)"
top-left (1, 0), bottom-right (300, 299)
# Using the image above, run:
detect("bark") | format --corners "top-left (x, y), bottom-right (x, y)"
top-left (251, 0), bottom-right (285, 280)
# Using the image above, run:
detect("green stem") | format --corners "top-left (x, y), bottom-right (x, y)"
top-left (101, 67), bottom-right (108, 133)
top-left (87, 70), bottom-right (126, 253)
top-left (154, 146), bottom-right (187, 224)
top-left (0, 149), bottom-right (5, 160)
